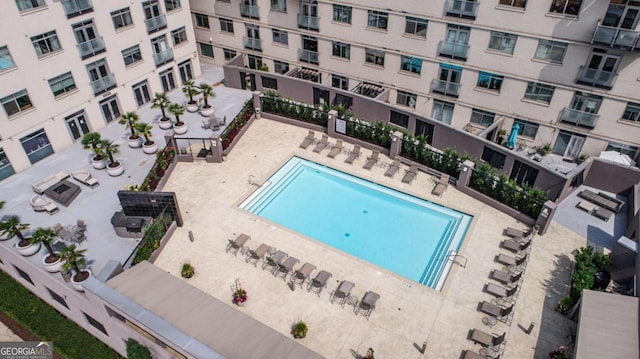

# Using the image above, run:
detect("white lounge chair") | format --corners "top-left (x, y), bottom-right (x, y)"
top-left (30, 195), bottom-right (58, 214)
top-left (72, 170), bottom-right (99, 188)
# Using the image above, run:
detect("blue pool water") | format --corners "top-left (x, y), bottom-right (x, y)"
top-left (240, 157), bottom-right (472, 289)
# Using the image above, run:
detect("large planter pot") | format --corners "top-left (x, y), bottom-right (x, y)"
top-left (173, 122), bottom-right (188, 135)
top-left (107, 161), bottom-right (125, 177)
top-left (71, 269), bottom-right (92, 292)
top-left (159, 118), bottom-right (173, 130)
top-left (42, 253), bottom-right (63, 273)
top-left (143, 141), bottom-right (158, 154)
top-left (128, 136), bottom-right (143, 148)
top-left (16, 240), bottom-right (40, 257)
top-left (186, 102), bottom-right (199, 113)
top-left (200, 106), bottom-right (215, 117)
top-left (91, 156), bottom-right (107, 170)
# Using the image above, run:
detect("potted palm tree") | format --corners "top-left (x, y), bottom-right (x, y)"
top-left (61, 244), bottom-right (91, 291)
top-left (169, 103), bottom-right (188, 135)
top-left (32, 227), bottom-right (62, 273)
top-left (182, 81), bottom-right (201, 113)
top-left (0, 216), bottom-right (39, 257)
top-left (151, 92), bottom-right (172, 129)
top-left (101, 140), bottom-right (124, 176)
top-left (199, 83), bottom-right (215, 117)
top-left (119, 112), bottom-right (142, 148)
top-left (135, 122), bottom-right (158, 154)
top-left (81, 132), bottom-right (107, 169)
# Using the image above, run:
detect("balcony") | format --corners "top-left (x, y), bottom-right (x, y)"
top-left (61, 0), bottom-right (93, 18)
top-left (575, 66), bottom-right (617, 89)
top-left (592, 22), bottom-right (640, 51)
top-left (90, 73), bottom-right (116, 95)
top-left (559, 108), bottom-right (599, 129)
top-left (298, 49), bottom-right (319, 64)
top-left (445, 0), bottom-right (478, 20)
top-left (298, 14), bottom-right (319, 31)
top-left (240, 4), bottom-right (259, 19)
top-left (243, 37), bottom-right (262, 51)
top-left (145, 15), bottom-right (167, 34)
top-left (153, 49), bottom-right (174, 67)
top-left (76, 37), bottom-right (105, 59)
top-left (438, 40), bottom-right (469, 60)
top-left (431, 79), bottom-right (460, 97)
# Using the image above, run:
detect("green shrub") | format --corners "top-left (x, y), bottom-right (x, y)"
top-left (292, 320), bottom-right (308, 339)
top-left (133, 213), bottom-right (172, 264)
top-left (126, 338), bottom-right (151, 359)
top-left (558, 246), bottom-right (612, 314)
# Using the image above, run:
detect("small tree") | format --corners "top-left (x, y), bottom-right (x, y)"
top-left (151, 92), bottom-right (170, 120)
top-left (134, 123), bottom-right (154, 146)
top-left (0, 216), bottom-right (30, 246)
top-left (182, 80), bottom-right (200, 105)
top-left (126, 338), bottom-right (152, 359)
top-left (60, 244), bottom-right (88, 280)
top-left (32, 227), bottom-right (60, 262)
top-left (118, 112), bottom-right (140, 139)
top-left (99, 140), bottom-right (120, 167)
top-left (199, 83), bottom-right (215, 109)
top-left (81, 132), bottom-right (104, 160)
top-left (168, 103), bottom-right (186, 125)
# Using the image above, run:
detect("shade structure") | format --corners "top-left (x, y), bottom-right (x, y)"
top-left (506, 123), bottom-right (520, 149)
top-left (598, 150), bottom-right (636, 166)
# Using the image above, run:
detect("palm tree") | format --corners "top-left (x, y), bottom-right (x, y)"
top-left (99, 140), bottom-right (120, 167)
top-left (60, 244), bottom-right (88, 280)
top-left (118, 112), bottom-right (140, 139)
top-left (182, 80), bottom-right (200, 105)
top-left (0, 215), bottom-right (30, 246)
top-left (81, 132), bottom-right (104, 160)
top-left (199, 83), bottom-right (215, 109)
top-left (32, 227), bottom-right (60, 262)
top-left (168, 103), bottom-right (186, 125)
top-left (134, 123), bottom-right (154, 146)
top-left (151, 92), bottom-right (170, 120)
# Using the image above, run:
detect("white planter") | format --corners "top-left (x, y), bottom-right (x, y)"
top-left (186, 102), bottom-right (199, 113)
top-left (91, 156), bottom-right (107, 170)
top-left (159, 118), bottom-right (173, 130)
top-left (143, 141), bottom-right (158, 154)
top-left (173, 123), bottom-right (188, 135)
top-left (128, 136), bottom-right (143, 148)
top-left (71, 270), bottom-right (92, 292)
top-left (107, 161), bottom-right (125, 177)
top-left (17, 240), bottom-right (40, 257)
top-left (200, 106), bottom-right (215, 117)
top-left (42, 253), bottom-right (63, 273)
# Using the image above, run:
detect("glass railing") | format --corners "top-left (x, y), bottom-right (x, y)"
top-left (592, 23), bottom-right (640, 51)
top-left (153, 49), bottom-right (174, 66)
top-left (298, 49), bottom-right (319, 64)
top-left (243, 37), bottom-right (262, 51)
top-left (90, 73), bottom-right (116, 95)
top-left (297, 14), bottom-right (319, 30)
top-left (576, 66), bottom-right (617, 89)
top-left (240, 4), bottom-right (259, 19)
top-left (61, 0), bottom-right (93, 17)
top-left (431, 79), bottom-right (460, 97)
top-left (438, 40), bottom-right (469, 60)
top-left (559, 108), bottom-right (599, 129)
top-left (77, 37), bottom-right (105, 59)
top-left (445, 0), bottom-right (478, 19)
top-left (145, 15), bottom-right (167, 34)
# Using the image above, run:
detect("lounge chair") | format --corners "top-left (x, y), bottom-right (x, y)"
top-left (501, 238), bottom-right (531, 253)
top-left (576, 200), bottom-right (597, 213)
top-left (299, 130), bottom-right (315, 149)
top-left (432, 174), bottom-right (449, 196)
top-left (356, 291), bottom-right (380, 318)
top-left (503, 227), bottom-right (530, 238)
top-left (246, 243), bottom-right (271, 266)
top-left (331, 280), bottom-right (355, 306)
top-left (484, 283), bottom-right (518, 299)
top-left (489, 269), bottom-right (522, 285)
top-left (478, 301), bottom-right (513, 322)
top-left (468, 328), bottom-right (506, 347)
top-left (578, 189), bottom-right (598, 202)
top-left (312, 134), bottom-right (329, 153)
top-left (226, 233), bottom-right (251, 256)
top-left (462, 350), bottom-right (485, 359)
top-left (402, 164), bottom-right (418, 184)
top-left (327, 140), bottom-right (343, 158)
top-left (593, 207), bottom-right (613, 222)
top-left (384, 160), bottom-right (400, 177)
top-left (72, 170), bottom-right (99, 188)
top-left (263, 250), bottom-right (288, 274)
top-left (597, 191), bottom-right (624, 212)
top-left (308, 270), bottom-right (332, 296)
top-left (363, 151), bottom-right (379, 170)
top-left (345, 145), bottom-right (361, 164)
top-left (292, 262), bottom-right (316, 286)
top-left (496, 253), bottom-right (528, 267)
top-left (30, 195), bottom-right (59, 214)
top-left (276, 256), bottom-right (299, 280)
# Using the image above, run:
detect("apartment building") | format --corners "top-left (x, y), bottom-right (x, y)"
top-left (190, 0), bottom-right (640, 162)
top-left (0, 0), bottom-right (200, 181)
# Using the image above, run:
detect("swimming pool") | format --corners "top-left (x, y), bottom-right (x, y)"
top-left (240, 157), bottom-right (472, 290)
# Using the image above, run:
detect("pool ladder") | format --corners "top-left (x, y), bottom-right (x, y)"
top-left (248, 175), bottom-right (260, 187)
top-left (447, 252), bottom-right (467, 268)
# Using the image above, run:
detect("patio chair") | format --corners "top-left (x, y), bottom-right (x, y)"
top-left (327, 140), bottom-right (343, 158)
top-left (384, 160), bottom-right (400, 177)
top-left (276, 256), bottom-right (299, 280)
top-left (462, 350), bottom-right (485, 359)
top-left (402, 164), bottom-right (418, 184)
top-left (363, 151), bottom-right (379, 170)
top-left (501, 238), bottom-right (531, 253)
top-left (209, 116), bottom-right (220, 131)
top-left (503, 227), bottom-right (531, 238)
top-left (496, 253), bottom-right (528, 267)
top-left (308, 270), bottom-right (332, 296)
top-left (226, 233), bottom-right (251, 256)
top-left (484, 283), bottom-right (518, 299)
top-left (201, 118), bottom-right (211, 129)
top-left (478, 301), bottom-right (513, 322)
top-left (577, 189), bottom-right (598, 202)
top-left (299, 130), bottom-right (315, 149)
top-left (76, 219), bottom-right (87, 232)
top-left (263, 250), bottom-right (288, 274)
top-left (356, 291), bottom-right (380, 319)
top-left (292, 262), bottom-right (316, 286)
top-left (312, 134), bottom-right (329, 153)
top-left (330, 280), bottom-right (355, 306)
top-left (72, 170), bottom-right (99, 188)
top-left (52, 223), bottom-right (64, 234)
top-left (345, 145), bottom-right (361, 164)
top-left (432, 174), bottom-right (450, 196)
top-left (576, 200), bottom-right (597, 213)
top-left (592, 207), bottom-right (613, 222)
top-left (489, 269), bottom-right (522, 285)
top-left (246, 243), bottom-right (271, 266)
top-left (468, 328), bottom-right (506, 347)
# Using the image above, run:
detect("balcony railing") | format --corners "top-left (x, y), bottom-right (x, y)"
top-left (431, 79), bottom-right (460, 97)
top-left (153, 49), bottom-right (174, 67)
top-left (575, 66), bottom-right (617, 89)
top-left (592, 22), bottom-right (640, 51)
top-left (145, 15), bottom-right (167, 34)
top-left (298, 49), bottom-right (319, 64)
top-left (61, 0), bottom-right (93, 18)
top-left (559, 108), bottom-right (599, 129)
top-left (298, 14), bottom-right (319, 30)
top-left (243, 37), bottom-right (262, 51)
top-left (90, 73), bottom-right (116, 95)
top-left (438, 40), bottom-right (469, 60)
top-left (76, 37), bottom-right (105, 59)
top-left (445, 0), bottom-right (479, 19)
top-left (240, 4), bottom-right (259, 19)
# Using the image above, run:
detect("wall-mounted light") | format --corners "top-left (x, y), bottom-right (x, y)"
top-left (209, 37), bottom-right (213, 43)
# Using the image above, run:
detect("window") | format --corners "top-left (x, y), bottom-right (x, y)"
top-left (332, 41), bottom-right (350, 59)
top-left (549, 0), bottom-right (582, 16)
top-left (415, 120), bottom-right (434, 143)
top-left (514, 119), bottom-right (539, 139)
top-left (510, 160), bottom-right (539, 186)
top-left (400, 56), bottom-right (422, 74)
top-left (171, 27), bottom-right (187, 45)
top-left (390, 111), bottom-right (409, 128)
top-left (524, 82), bottom-right (554, 104)
top-left (470, 108), bottom-right (495, 127)
top-left (482, 147), bottom-right (506, 169)
top-left (84, 313), bottom-right (108, 336)
top-left (65, 110), bottom-right (90, 140)
top-left (405, 16), bottom-right (427, 37)
top-left (622, 102), bottom-right (640, 122)
top-left (61, 0), bottom-right (93, 17)
top-left (367, 10), bottom-right (388, 30)
top-left (270, 0), bottom-right (286, 12)
top-left (220, 18), bottom-right (234, 33)
top-left (274, 60), bottom-right (288, 74)
top-left (111, 8), bottom-right (133, 29)
top-left (606, 141), bottom-right (638, 158)
top-left (72, 19), bottom-right (104, 59)
top-left (31, 31), bottom-right (62, 57)
top-left (16, 0), bottom-right (46, 12)
top-left (0, 147), bottom-right (15, 182)
top-left (13, 266), bottom-right (34, 285)
top-left (272, 29), bottom-right (288, 45)
top-left (499, 0), bottom-right (527, 8)
top-left (333, 94), bottom-right (353, 109)
top-left (0, 46), bottom-right (16, 71)
top-left (333, 4), bottom-right (352, 24)
top-left (534, 40), bottom-right (567, 63)
top-left (261, 76), bottom-right (277, 90)
top-left (86, 58), bottom-right (115, 95)
top-left (121, 45), bottom-right (142, 66)
top-left (476, 71), bottom-right (504, 91)
top-left (224, 48), bottom-right (236, 61)
top-left (2, 90), bottom-right (32, 116)
top-left (332, 74), bottom-right (348, 90)
top-left (132, 80), bottom-right (151, 106)
top-left (48, 72), bottom-right (76, 97)
top-left (488, 31), bottom-right (517, 54)
top-left (20, 129), bottom-right (53, 164)
top-left (151, 35), bottom-right (172, 66)
top-left (199, 42), bottom-right (214, 58)
top-left (194, 13), bottom-right (209, 29)
top-left (248, 55), bottom-right (262, 69)
top-left (300, 35), bottom-right (318, 64)
top-left (433, 63), bottom-right (462, 97)
top-left (46, 288), bottom-right (69, 309)
top-left (159, 68), bottom-right (176, 92)
top-left (365, 48), bottom-right (385, 66)
top-left (178, 60), bottom-right (193, 82)
top-left (143, 0), bottom-right (165, 34)
top-left (440, 24), bottom-right (471, 60)
top-left (165, 0), bottom-right (181, 11)
top-left (100, 95), bottom-right (121, 123)
top-left (432, 100), bottom-right (454, 124)
top-left (397, 90), bottom-right (417, 108)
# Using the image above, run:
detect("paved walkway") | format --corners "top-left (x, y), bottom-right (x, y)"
top-left (0, 321), bottom-right (20, 342)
